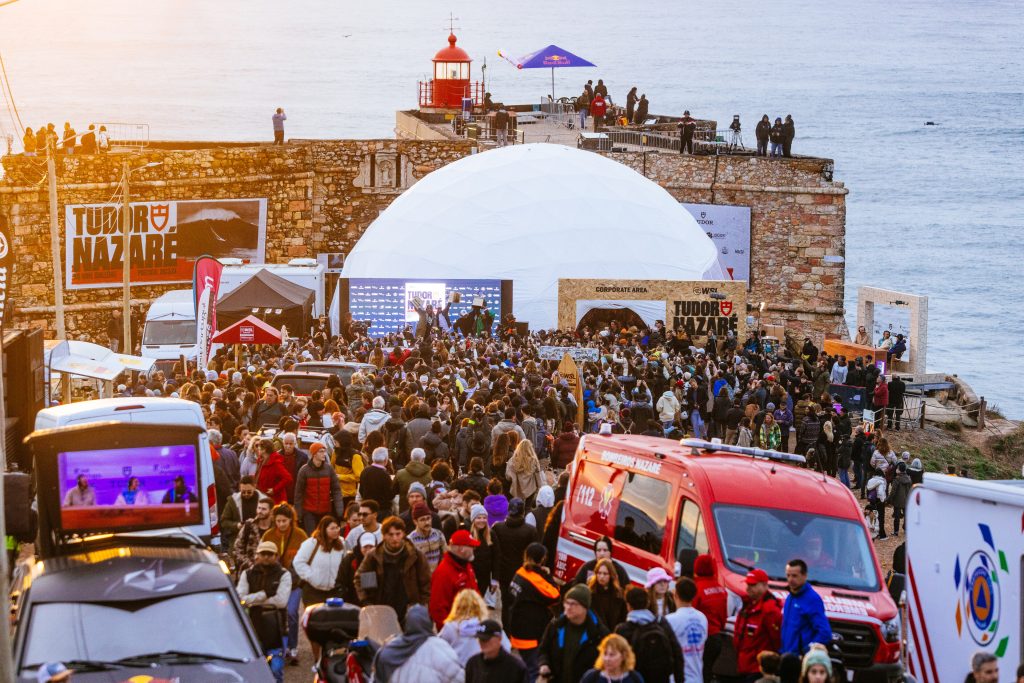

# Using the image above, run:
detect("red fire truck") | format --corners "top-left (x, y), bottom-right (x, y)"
top-left (555, 435), bottom-right (902, 680)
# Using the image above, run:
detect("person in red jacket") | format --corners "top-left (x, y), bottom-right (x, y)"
top-left (551, 422), bottom-right (580, 470)
top-left (255, 438), bottom-right (294, 504)
top-left (589, 93), bottom-right (608, 131)
top-left (872, 378), bottom-right (889, 432)
top-left (692, 554), bottom-right (728, 682)
top-left (428, 529), bottom-right (480, 628)
top-left (733, 568), bottom-right (783, 682)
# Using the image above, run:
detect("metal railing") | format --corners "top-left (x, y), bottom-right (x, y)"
top-left (93, 122), bottom-right (150, 150)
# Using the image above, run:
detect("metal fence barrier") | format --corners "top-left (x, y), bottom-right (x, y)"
top-left (93, 122), bottom-right (150, 150)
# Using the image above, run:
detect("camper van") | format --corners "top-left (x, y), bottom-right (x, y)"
top-left (140, 289), bottom-right (200, 373)
top-left (905, 474), bottom-right (1023, 682)
top-left (34, 398), bottom-right (219, 545)
top-left (556, 436), bottom-right (902, 679)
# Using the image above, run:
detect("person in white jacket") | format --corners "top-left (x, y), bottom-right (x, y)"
top-left (373, 604), bottom-right (464, 683)
top-left (438, 589), bottom-right (512, 666)
top-left (656, 389), bottom-right (680, 429)
top-left (358, 396), bottom-right (391, 443)
top-left (292, 516), bottom-right (345, 663)
top-left (293, 517), bottom-right (344, 601)
top-left (865, 468), bottom-right (888, 540)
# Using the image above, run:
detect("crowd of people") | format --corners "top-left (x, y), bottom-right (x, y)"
top-left (754, 115), bottom-right (796, 158)
top-left (22, 121), bottom-right (110, 156)
top-left (104, 306), bottom-right (954, 683)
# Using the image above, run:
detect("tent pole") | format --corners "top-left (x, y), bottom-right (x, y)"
top-left (551, 67), bottom-right (554, 102)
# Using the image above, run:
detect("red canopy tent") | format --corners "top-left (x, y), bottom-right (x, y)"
top-left (212, 315), bottom-right (282, 345)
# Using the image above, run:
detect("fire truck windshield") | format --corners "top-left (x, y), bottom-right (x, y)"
top-left (713, 504), bottom-right (880, 591)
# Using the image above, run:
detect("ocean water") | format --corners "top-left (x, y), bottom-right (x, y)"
top-left (1, 0), bottom-right (1021, 416)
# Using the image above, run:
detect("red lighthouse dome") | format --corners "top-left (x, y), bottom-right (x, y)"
top-left (419, 32), bottom-right (482, 109)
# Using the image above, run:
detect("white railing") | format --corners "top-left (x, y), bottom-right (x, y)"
top-left (93, 122), bottom-right (150, 150)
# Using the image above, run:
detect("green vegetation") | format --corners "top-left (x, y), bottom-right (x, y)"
top-left (912, 441), bottom-right (1017, 480)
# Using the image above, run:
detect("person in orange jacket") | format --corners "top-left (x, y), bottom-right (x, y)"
top-left (692, 554), bottom-right (728, 682)
top-left (733, 568), bottom-right (783, 682)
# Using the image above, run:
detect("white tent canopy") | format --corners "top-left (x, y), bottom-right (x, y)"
top-left (45, 340), bottom-right (155, 381)
top-left (341, 144), bottom-right (724, 329)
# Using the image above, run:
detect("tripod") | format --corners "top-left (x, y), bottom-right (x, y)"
top-left (728, 128), bottom-right (744, 151)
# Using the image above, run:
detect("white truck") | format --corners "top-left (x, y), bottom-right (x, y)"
top-left (141, 258), bottom-right (327, 367)
top-left (905, 473), bottom-right (1023, 682)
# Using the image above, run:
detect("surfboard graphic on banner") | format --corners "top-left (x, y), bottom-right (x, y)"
top-left (193, 255), bottom-right (223, 370)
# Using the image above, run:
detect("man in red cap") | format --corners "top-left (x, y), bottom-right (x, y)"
top-left (428, 528), bottom-right (480, 628)
top-left (733, 567), bottom-right (783, 682)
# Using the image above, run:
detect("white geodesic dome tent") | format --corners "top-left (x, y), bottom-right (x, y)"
top-left (341, 143), bottom-right (724, 329)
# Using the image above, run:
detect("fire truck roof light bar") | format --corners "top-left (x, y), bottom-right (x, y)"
top-left (680, 438), bottom-right (807, 464)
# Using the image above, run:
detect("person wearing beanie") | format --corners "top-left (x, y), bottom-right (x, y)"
top-left (358, 446), bottom-right (394, 515)
top-left (468, 502), bottom-right (498, 591)
top-left (399, 481), bottom-right (443, 533)
top-left (394, 448), bottom-right (432, 513)
top-left (908, 457), bottom-right (924, 485)
top-left (800, 645), bottom-right (832, 681)
top-left (293, 440), bottom-right (344, 533)
top-left (492, 496), bottom-right (538, 624)
top-left (538, 581), bottom-right (608, 683)
top-left (409, 501), bottom-right (447, 572)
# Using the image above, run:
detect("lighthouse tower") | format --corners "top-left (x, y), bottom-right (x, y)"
top-left (418, 32), bottom-right (482, 109)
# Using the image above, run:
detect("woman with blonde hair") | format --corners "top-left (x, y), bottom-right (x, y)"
top-left (438, 588), bottom-right (510, 665)
top-left (581, 633), bottom-right (643, 683)
top-left (506, 439), bottom-right (544, 505)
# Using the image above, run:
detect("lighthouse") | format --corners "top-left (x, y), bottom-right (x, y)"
top-left (418, 32), bottom-right (482, 109)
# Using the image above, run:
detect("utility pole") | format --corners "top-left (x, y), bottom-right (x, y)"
top-left (121, 161), bottom-right (131, 353)
top-left (47, 151), bottom-right (66, 339)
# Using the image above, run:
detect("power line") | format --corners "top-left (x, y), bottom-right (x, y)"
top-left (0, 46), bottom-right (23, 134)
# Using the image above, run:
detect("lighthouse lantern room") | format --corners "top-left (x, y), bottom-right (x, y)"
top-left (419, 32), bottom-right (483, 109)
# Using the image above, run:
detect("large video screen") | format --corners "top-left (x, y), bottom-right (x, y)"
top-left (348, 278), bottom-right (503, 337)
top-left (57, 444), bottom-right (202, 532)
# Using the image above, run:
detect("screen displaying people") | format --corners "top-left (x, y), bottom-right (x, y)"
top-left (56, 444), bottom-right (201, 531)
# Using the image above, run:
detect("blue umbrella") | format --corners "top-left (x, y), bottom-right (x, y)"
top-left (516, 44), bottom-right (596, 102)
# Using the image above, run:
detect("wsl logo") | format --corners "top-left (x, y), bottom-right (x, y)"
top-left (954, 523), bottom-right (1010, 657)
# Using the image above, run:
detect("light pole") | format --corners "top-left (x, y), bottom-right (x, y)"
top-left (120, 160), bottom-right (161, 354)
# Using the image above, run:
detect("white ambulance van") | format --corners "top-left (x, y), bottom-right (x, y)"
top-left (905, 473), bottom-right (1023, 682)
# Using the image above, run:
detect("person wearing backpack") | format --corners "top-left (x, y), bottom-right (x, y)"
top-left (382, 406), bottom-right (413, 470)
top-left (614, 585), bottom-right (685, 683)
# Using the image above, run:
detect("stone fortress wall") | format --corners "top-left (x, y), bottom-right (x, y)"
top-left (0, 139), bottom-right (846, 343)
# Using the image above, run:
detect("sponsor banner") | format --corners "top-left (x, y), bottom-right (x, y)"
top-left (681, 203), bottom-right (751, 287)
top-left (0, 213), bottom-right (10, 330)
top-left (539, 346), bottom-right (600, 363)
top-left (193, 255), bottom-right (223, 371)
top-left (404, 282), bottom-right (446, 322)
top-left (65, 198), bottom-right (267, 289)
top-left (558, 279), bottom-right (747, 342)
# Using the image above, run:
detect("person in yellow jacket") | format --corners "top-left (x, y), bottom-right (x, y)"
top-left (333, 431), bottom-right (364, 508)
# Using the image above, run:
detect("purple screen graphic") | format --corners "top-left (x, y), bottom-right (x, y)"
top-left (58, 444), bottom-right (199, 508)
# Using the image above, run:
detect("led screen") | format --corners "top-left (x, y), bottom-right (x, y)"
top-left (348, 278), bottom-right (502, 337)
top-left (57, 444), bottom-right (202, 532)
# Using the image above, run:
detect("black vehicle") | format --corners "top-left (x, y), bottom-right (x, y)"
top-left (270, 370), bottom-right (332, 397)
top-left (13, 540), bottom-right (274, 682)
top-left (293, 361), bottom-right (377, 387)
top-left (10, 421), bottom-right (275, 682)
